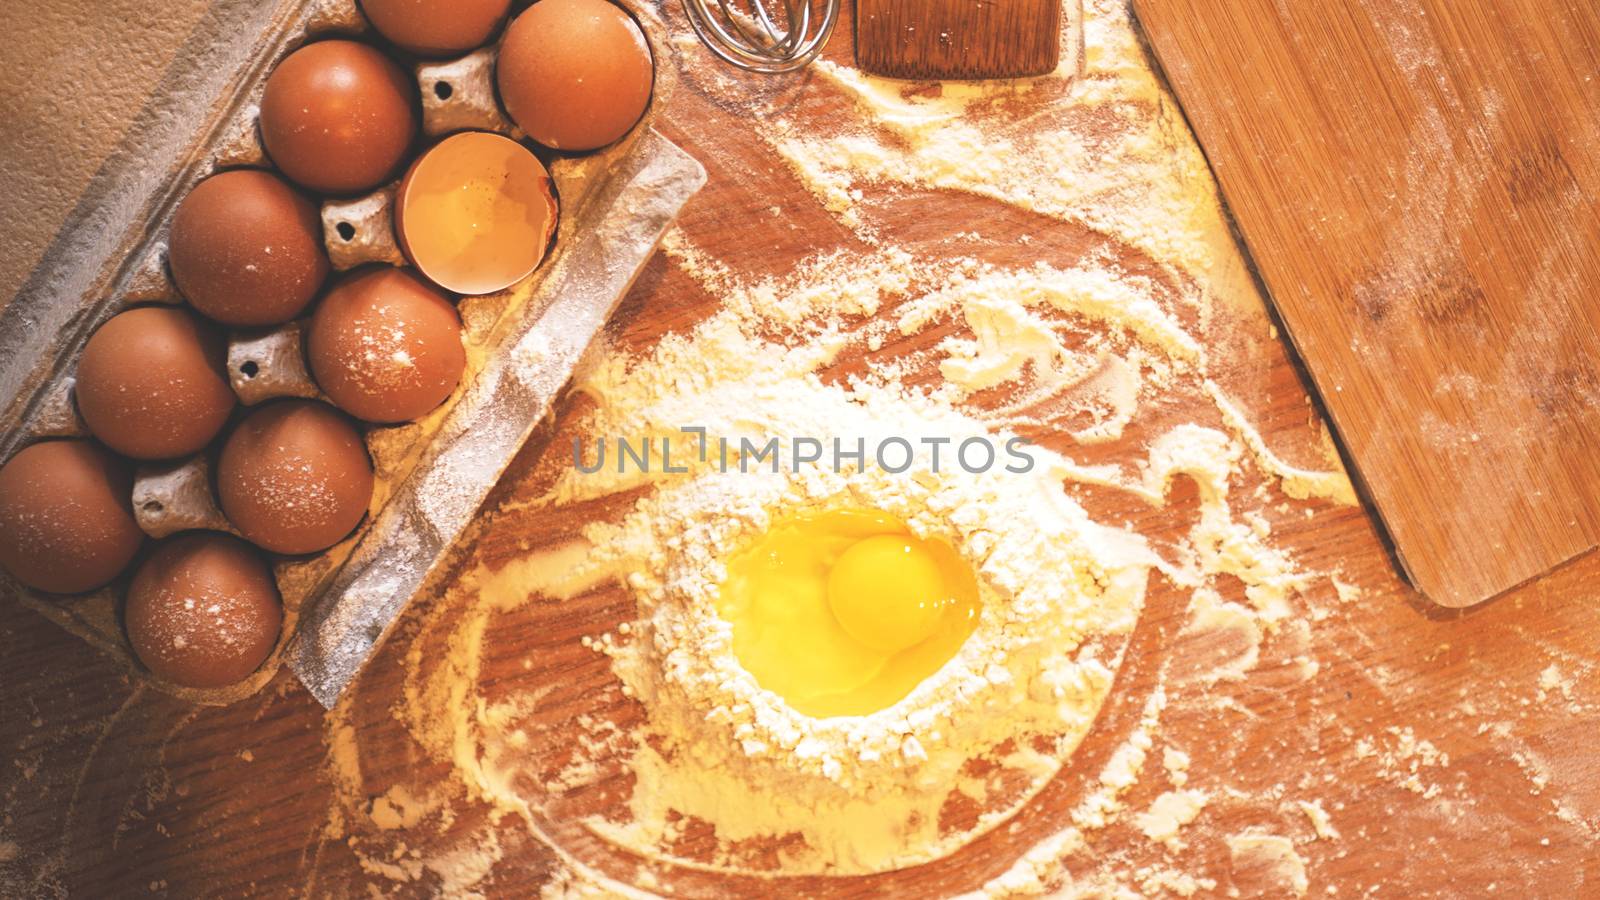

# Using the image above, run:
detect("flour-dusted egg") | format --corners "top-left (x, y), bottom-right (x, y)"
top-left (0, 440), bottom-right (143, 594)
top-left (260, 40), bottom-right (419, 194)
top-left (362, 0), bottom-right (512, 57)
top-left (75, 307), bottom-right (236, 460)
top-left (217, 400), bottom-right (374, 555)
top-left (496, 0), bottom-right (653, 151)
top-left (168, 169), bottom-right (329, 326)
top-left (125, 532), bottom-right (283, 689)
top-left (308, 266), bottom-right (465, 423)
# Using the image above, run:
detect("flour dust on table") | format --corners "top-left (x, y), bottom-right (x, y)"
top-left (314, 0), bottom-right (1386, 894)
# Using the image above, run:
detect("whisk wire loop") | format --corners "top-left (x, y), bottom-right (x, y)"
top-left (681, 0), bottom-right (839, 73)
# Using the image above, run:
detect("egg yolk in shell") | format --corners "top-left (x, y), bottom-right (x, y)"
top-left (716, 509), bottom-right (981, 718)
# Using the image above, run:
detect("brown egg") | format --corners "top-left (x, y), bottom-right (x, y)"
top-left (497, 0), bottom-right (654, 151)
top-left (75, 307), bottom-right (236, 460)
top-left (260, 40), bottom-right (418, 194)
top-left (126, 532), bottom-right (283, 689)
top-left (217, 400), bottom-right (374, 555)
top-left (395, 131), bottom-right (558, 295)
top-left (168, 169), bottom-right (330, 326)
top-left (308, 267), bottom-right (465, 423)
top-left (0, 441), bottom-right (142, 594)
top-left (362, 0), bottom-right (512, 57)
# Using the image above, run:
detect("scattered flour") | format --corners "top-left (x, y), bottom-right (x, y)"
top-left (369, 785), bottom-right (428, 831)
top-left (1296, 799), bottom-right (1341, 841)
top-left (1135, 789), bottom-right (1209, 848)
top-left (1537, 664), bottom-right (1575, 705)
top-left (1162, 747), bottom-right (1192, 787)
top-left (311, 0), bottom-right (1369, 893)
top-left (1355, 726), bottom-right (1451, 798)
top-left (1227, 830), bottom-right (1310, 896)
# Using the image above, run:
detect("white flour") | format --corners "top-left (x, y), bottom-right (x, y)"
top-left (314, 0), bottom-right (1370, 893)
top-left (378, 220), bottom-right (1346, 882)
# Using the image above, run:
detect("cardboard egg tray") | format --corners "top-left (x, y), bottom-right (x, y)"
top-left (0, 0), bottom-right (705, 706)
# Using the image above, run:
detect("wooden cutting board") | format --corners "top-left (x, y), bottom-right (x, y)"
top-left (1131, 0), bottom-right (1600, 607)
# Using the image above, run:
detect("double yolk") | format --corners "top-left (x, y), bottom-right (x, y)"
top-left (716, 509), bottom-right (981, 718)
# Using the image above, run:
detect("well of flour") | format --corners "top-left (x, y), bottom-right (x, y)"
top-left (510, 316), bottom-right (1161, 872)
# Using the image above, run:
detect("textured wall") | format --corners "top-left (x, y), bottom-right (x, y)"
top-left (0, 0), bottom-right (213, 308)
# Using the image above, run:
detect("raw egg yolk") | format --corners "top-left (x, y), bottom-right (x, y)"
top-left (716, 509), bottom-right (980, 718)
top-left (828, 535), bottom-right (948, 653)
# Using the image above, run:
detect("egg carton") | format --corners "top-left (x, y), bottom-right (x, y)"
top-left (0, 0), bottom-right (705, 706)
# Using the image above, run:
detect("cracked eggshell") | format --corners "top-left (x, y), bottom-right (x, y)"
top-left (394, 131), bottom-right (557, 295)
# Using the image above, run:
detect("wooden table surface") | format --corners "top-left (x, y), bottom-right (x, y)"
top-left (2, 1), bottom-right (1598, 897)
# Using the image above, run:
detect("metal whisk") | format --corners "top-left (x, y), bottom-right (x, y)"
top-left (680, 0), bottom-right (840, 74)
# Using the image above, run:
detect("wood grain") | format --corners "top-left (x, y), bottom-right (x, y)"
top-left (855, 0), bottom-right (1063, 79)
top-left (1131, 0), bottom-right (1600, 606)
top-left (2, 1), bottom-right (1599, 897)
